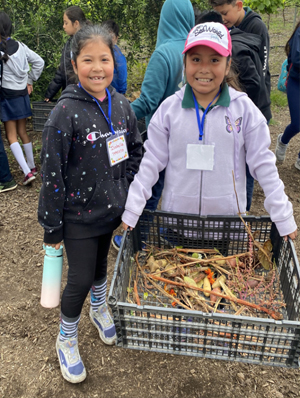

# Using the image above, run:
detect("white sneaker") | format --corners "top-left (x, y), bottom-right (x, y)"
top-left (275, 133), bottom-right (288, 162)
top-left (89, 303), bottom-right (116, 345)
top-left (56, 335), bottom-right (86, 383)
top-left (295, 158), bottom-right (300, 171)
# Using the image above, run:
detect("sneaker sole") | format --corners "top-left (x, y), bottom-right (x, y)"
top-left (89, 311), bottom-right (117, 345)
top-left (23, 175), bottom-right (36, 186)
top-left (55, 339), bottom-right (87, 384)
top-left (295, 161), bottom-right (300, 171)
top-left (0, 184), bottom-right (17, 193)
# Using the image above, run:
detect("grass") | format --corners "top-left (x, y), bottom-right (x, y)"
top-left (270, 90), bottom-right (288, 108)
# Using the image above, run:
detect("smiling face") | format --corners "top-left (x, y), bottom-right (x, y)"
top-left (185, 45), bottom-right (231, 106)
top-left (213, 1), bottom-right (244, 29)
top-left (63, 13), bottom-right (80, 36)
top-left (72, 38), bottom-right (114, 99)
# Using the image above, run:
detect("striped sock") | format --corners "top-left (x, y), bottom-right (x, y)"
top-left (90, 277), bottom-right (107, 312)
top-left (59, 313), bottom-right (80, 342)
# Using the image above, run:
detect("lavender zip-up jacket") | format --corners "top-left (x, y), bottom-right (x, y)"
top-left (122, 85), bottom-right (296, 237)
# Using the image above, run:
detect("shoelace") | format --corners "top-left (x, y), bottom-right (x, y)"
top-left (99, 306), bottom-right (112, 326)
top-left (66, 340), bottom-right (80, 364)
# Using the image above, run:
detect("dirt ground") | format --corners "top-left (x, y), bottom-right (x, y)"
top-left (1, 11), bottom-right (300, 398)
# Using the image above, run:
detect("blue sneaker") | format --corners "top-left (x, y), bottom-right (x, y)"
top-left (56, 335), bottom-right (86, 383)
top-left (89, 304), bottom-right (117, 345)
top-left (112, 235), bottom-right (123, 251)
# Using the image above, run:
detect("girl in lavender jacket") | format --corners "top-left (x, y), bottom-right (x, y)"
top-left (122, 22), bottom-right (297, 241)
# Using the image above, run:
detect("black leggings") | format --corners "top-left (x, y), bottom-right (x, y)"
top-left (61, 232), bottom-right (113, 318)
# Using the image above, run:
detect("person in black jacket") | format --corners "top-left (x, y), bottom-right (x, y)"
top-left (38, 24), bottom-right (143, 383)
top-left (208, 1), bottom-right (271, 211)
top-left (196, 11), bottom-right (270, 120)
top-left (44, 6), bottom-right (87, 102)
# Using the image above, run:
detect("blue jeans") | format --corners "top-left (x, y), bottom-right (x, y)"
top-left (281, 76), bottom-right (300, 158)
top-left (0, 129), bottom-right (13, 183)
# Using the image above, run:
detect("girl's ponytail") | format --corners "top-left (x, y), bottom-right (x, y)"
top-left (0, 11), bottom-right (12, 63)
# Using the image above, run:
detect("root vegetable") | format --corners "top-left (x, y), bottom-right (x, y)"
top-left (164, 263), bottom-right (176, 276)
top-left (212, 275), bottom-right (226, 289)
top-left (183, 276), bottom-right (199, 298)
top-left (246, 279), bottom-right (259, 288)
top-left (212, 255), bottom-right (226, 266)
top-left (196, 279), bottom-right (204, 288)
top-left (203, 276), bottom-right (211, 297)
top-left (157, 259), bottom-right (168, 268)
top-left (210, 287), bottom-right (221, 306)
top-left (227, 257), bottom-right (238, 268)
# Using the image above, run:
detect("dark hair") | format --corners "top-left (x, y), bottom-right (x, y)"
top-left (101, 20), bottom-right (119, 38)
top-left (71, 24), bottom-right (115, 80)
top-left (0, 11), bottom-right (12, 63)
top-left (65, 6), bottom-right (87, 25)
top-left (209, 0), bottom-right (237, 6)
top-left (285, 21), bottom-right (300, 56)
top-left (196, 10), bottom-right (223, 25)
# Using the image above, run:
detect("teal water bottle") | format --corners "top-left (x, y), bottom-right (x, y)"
top-left (40, 244), bottom-right (63, 308)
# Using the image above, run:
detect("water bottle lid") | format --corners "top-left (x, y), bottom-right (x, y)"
top-left (43, 244), bottom-right (63, 256)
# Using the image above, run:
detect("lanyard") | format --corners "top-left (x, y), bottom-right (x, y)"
top-left (78, 82), bottom-right (116, 135)
top-left (192, 88), bottom-right (221, 141)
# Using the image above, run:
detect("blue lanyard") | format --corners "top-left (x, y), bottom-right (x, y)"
top-left (78, 82), bottom-right (116, 135)
top-left (192, 88), bottom-right (221, 141)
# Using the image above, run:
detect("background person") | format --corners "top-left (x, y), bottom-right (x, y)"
top-left (275, 21), bottom-right (300, 171)
top-left (208, 0), bottom-right (271, 211)
top-left (112, 0), bottom-right (195, 250)
top-left (44, 6), bottom-right (87, 102)
top-left (0, 11), bottom-right (44, 185)
top-left (0, 130), bottom-right (17, 193)
top-left (101, 19), bottom-right (127, 95)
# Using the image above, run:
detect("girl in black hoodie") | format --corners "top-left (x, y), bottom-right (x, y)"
top-left (39, 24), bottom-right (142, 383)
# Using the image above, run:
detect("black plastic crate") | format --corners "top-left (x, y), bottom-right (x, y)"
top-left (108, 210), bottom-right (300, 367)
top-left (31, 101), bottom-right (56, 132)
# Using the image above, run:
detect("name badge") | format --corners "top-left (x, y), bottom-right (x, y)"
top-left (106, 134), bottom-right (129, 167)
top-left (186, 144), bottom-right (214, 170)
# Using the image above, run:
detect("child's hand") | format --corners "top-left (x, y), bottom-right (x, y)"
top-left (27, 84), bottom-right (33, 95)
top-left (122, 222), bottom-right (133, 231)
top-left (284, 229), bottom-right (298, 241)
top-left (43, 242), bottom-right (62, 250)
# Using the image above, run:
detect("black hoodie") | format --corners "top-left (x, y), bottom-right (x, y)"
top-left (237, 7), bottom-right (271, 100)
top-left (230, 27), bottom-right (271, 120)
top-left (38, 84), bottom-right (143, 243)
top-left (45, 38), bottom-right (76, 100)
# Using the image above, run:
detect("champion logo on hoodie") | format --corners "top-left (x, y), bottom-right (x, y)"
top-left (86, 128), bottom-right (128, 141)
top-left (86, 131), bottom-right (112, 141)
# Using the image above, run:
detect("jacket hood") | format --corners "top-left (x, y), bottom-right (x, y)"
top-left (58, 83), bottom-right (116, 103)
top-left (230, 27), bottom-right (261, 52)
top-left (155, 0), bottom-right (194, 49)
top-left (240, 7), bottom-right (262, 29)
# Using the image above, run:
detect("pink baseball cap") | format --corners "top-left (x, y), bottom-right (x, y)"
top-left (182, 22), bottom-right (232, 57)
